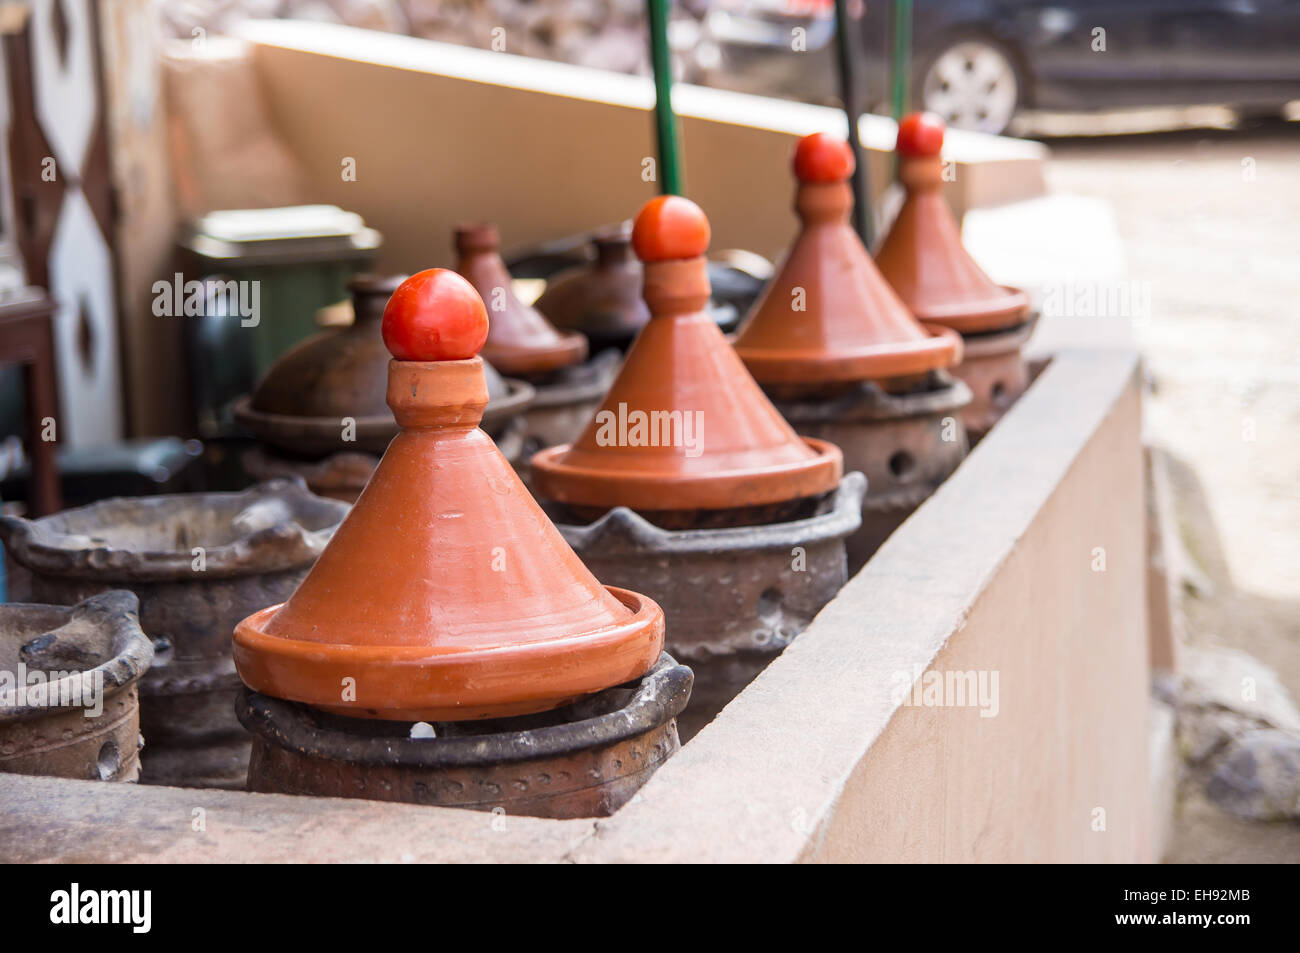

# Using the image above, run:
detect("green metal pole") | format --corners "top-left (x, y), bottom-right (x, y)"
top-left (890, 0), bottom-right (913, 120)
top-left (833, 0), bottom-right (873, 245)
top-left (647, 0), bottom-right (683, 195)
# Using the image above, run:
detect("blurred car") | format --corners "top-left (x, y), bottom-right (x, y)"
top-left (691, 0), bottom-right (1300, 134)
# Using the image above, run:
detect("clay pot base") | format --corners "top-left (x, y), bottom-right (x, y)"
top-left (234, 585), bottom-right (663, 722)
top-left (771, 372), bottom-right (972, 572)
top-left (237, 653), bottom-right (691, 819)
top-left (939, 313), bottom-right (1038, 441)
top-left (552, 474), bottom-right (864, 741)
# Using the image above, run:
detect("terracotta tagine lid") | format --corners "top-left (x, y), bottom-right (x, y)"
top-left (533, 222), bottom-right (650, 352)
top-left (235, 273), bottom-right (533, 455)
top-left (455, 223), bottom-right (588, 377)
top-left (873, 113), bottom-right (1030, 334)
top-left (233, 269), bottom-right (664, 721)
top-left (734, 132), bottom-right (961, 390)
top-left (530, 196), bottom-right (842, 515)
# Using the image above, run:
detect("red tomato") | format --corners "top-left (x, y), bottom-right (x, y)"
top-left (381, 268), bottom-right (489, 362)
top-left (631, 195), bottom-right (711, 262)
top-left (896, 112), bottom-right (946, 158)
top-left (793, 132), bottom-right (855, 183)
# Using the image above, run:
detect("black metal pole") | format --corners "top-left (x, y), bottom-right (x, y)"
top-left (834, 0), bottom-right (873, 245)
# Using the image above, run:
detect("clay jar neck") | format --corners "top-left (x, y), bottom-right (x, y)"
top-left (594, 234), bottom-right (635, 270)
top-left (641, 257), bottom-right (710, 318)
top-left (898, 155), bottom-right (946, 193)
top-left (386, 358), bottom-right (488, 431)
top-left (454, 224), bottom-right (511, 285)
top-left (351, 289), bottom-right (389, 325)
top-left (348, 275), bottom-right (404, 327)
top-left (795, 181), bottom-right (854, 226)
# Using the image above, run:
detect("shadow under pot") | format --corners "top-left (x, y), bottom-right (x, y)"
top-left (0, 480), bottom-right (348, 788)
top-left (237, 652), bottom-right (691, 819)
top-left (0, 590), bottom-right (153, 782)
top-left (768, 372), bottom-right (971, 573)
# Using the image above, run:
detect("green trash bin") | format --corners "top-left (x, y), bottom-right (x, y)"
top-left (179, 205), bottom-right (382, 438)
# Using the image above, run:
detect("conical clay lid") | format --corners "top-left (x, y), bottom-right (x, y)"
top-left (873, 113), bottom-right (1029, 334)
top-left (455, 223), bottom-right (588, 377)
top-left (735, 133), bottom-right (960, 386)
top-left (531, 196), bottom-right (842, 514)
top-left (233, 269), bottom-right (664, 721)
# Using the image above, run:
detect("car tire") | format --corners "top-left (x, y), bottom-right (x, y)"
top-left (916, 34), bottom-right (1026, 136)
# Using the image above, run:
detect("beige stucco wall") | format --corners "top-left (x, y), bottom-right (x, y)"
top-left (234, 20), bottom-right (1046, 272)
top-left (811, 370), bottom-right (1148, 862)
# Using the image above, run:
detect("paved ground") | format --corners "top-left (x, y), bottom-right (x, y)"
top-left (1044, 118), bottom-right (1300, 863)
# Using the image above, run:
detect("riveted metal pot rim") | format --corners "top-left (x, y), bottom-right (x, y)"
top-left (140, 654), bottom-right (241, 697)
top-left (773, 375), bottom-right (973, 425)
top-left (0, 590), bottom-right (153, 721)
top-left (236, 653), bottom-right (691, 768)
top-left (935, 311), bottom-right (1039, 357)
top-left (0, 480), bottom-right (348, 581)
top-left (556, 470), bottom-right (866, 556)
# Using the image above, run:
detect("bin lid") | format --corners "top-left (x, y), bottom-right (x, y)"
top-left (181, 205), bottom-right (383, 264)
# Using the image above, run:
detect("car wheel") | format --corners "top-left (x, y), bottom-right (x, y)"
top-left (918, 37), bottom-right (1023, 135)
